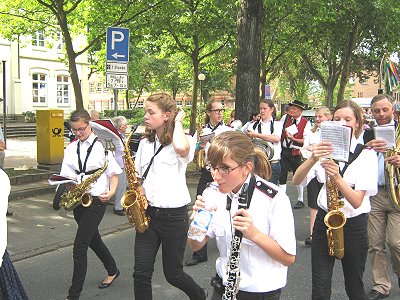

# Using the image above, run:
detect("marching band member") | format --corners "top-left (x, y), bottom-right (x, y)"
top-left (245, 99), bottom-right (283, 185)
top-left (363, 94), bottom-right (400, 300)
top-left (0, 170), bottom-right (28, 299)
top-left (185, 99), bottom-right (233, 267)
top-left (302, 106), bottom-right (332, 246)
top-left (133, 93), bottom-right (207, 299)
top-left (61, 110), bottom-right (122, 300)
top-left (279, 100), bottom-right (311, 209)
top-left (188, 131), bottom-right (296, 300)
top-left (292, 100), bottom-right (378, 299)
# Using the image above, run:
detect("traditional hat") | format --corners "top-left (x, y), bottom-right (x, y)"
top-left (288, 100), bottom-right (307, 110)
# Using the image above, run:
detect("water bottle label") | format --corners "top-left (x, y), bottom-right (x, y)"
top-left (193, 209), bottom-right (212, 230)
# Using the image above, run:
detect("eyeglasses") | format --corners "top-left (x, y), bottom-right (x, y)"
top-left (209, 109), bottom-right (225, 114)
top-left (207, 164), bottom-right (242, 175)
top-left (71, 124), bottom-right (89, 133)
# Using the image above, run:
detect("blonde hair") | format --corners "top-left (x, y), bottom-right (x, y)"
top-left (208, 131), bottom-right (271, 180)
top-left (311, 106), bottom-right (332, 133)
top-left (334, 100), bottom-right (364, 138)
top-left (143, 93), bottom-right (177, 146)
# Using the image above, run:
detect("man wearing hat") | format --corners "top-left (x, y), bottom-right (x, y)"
top-left (280, 100), bottom-right (311, 208)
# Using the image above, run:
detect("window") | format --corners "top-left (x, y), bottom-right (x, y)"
top-left (185, 100), bottom-right (191, 107)
top-left (32, 31), bottom-right (45, 47)
top-left (96, 82), bottom-right (102, 92)
top-left (57, 75), bottom-right (70, 104)
top-left (89, 82), bottom-right (95, 93)
top-left (221, 100), bottom-right (225, 106)
top-left (103, 84), bottom-right (108, 93)
top-left (357, 92), bottom-right (364, 98)
top-left (57, 32), bottom-right (65, 51)
top-left (177, 100), bottom-right (183, 107)
top-left (359, 77), bottom-right (368, 85)
top-left (32, 73), bottom-right (47, 104)
top-left (137, 101), bottom-right (144, 108)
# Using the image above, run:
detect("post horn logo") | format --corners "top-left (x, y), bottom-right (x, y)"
top-left (52, 127), bottom-right (62, 137)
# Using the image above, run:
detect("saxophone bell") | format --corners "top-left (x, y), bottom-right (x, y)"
top-left (324, 210), bottom-right (346, 259)
top-left (80, 193), bottom-right (93, 207)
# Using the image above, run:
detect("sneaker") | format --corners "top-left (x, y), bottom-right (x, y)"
top-left (293, 201), bottom-right (305, 209)
top-left (113, 210), bottom-right (125, 216)
top-left (201, 288), bottom-right (208, 299)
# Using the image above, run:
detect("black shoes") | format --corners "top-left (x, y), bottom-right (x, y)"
top-left (184, 258), bottom-right (207, 266)
top-left (113, 210), bottom-right (125, 216)
top-left (293, 201), bottom-right (305, 209)
top-left (305, 236), bottom-right (312, 246)
top-left (201, 288), bottom-right (208, 299)
top-left (98, 270), bottom-right (120, 289)
top-left (366, 290), bottom-right (389, 300)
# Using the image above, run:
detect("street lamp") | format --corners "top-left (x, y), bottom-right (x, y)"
top-left (198, 73), bottom-right (206, 104)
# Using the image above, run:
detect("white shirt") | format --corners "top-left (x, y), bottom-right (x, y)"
top-left (60, 133), bottom-right (122, 196)
top-left (204, 123), bottom-right (234, 160)
top-left (301, 137), bottom-right (378, 218)
top-left (135, 134), bottom-right (196, 208)
top-left (246, 118), bottom-right (282, 161)
top-left (207, 175), bottom-right (296, 292)
top-left (0, 170), bottom-right (10, 267)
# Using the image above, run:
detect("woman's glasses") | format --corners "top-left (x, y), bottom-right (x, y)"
top-left (207, 164), bottom-right (241, 175)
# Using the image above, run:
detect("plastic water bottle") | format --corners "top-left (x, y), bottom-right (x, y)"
top-left (188, 183), bottom-right (219, 242)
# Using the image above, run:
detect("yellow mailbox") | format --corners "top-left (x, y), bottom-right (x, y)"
top-left (36, 109), bottom-right (64, 166)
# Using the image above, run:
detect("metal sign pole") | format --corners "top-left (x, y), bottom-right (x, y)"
top-left (114, 89), bottom-right (118, 117)
top-left (2, 61), bottom-right (6, 143)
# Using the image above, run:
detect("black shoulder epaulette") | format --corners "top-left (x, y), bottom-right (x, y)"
top-left (255, 180), bottom-right (278, 199)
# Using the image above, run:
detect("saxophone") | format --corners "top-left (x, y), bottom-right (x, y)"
top-left (60, 160), bottom-right (108, 211)
top-left (222, 183), bottom-right (249, 300)
top-left (384, 124), bottom-right (400, 210)
top-left (323, 171), bottom-right (346, 259)
top-left (121, 131), bottom-right (150, 233)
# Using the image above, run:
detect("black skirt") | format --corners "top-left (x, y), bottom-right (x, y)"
top-left (0, 251), bottom-right (28, 300)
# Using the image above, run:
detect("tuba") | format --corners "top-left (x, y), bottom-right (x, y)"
top-left (252, 138), bottom-right (274, 160)
top-left (324, 170), bottom-right (346, 259)
top-left (121, 131), bottom-right (150, 233)
top-left (384, 124), bottom-right (400, 210)
top-left (60, 160), bottom-right (108, 211)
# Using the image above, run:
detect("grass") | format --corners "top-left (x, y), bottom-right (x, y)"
top-left (3, 168), bottom-right (49, 178)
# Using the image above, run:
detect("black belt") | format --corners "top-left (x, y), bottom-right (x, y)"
top-left (147, 205), bottom-right (187, 215)
top-left (211, 274), bottom-right (281, 300)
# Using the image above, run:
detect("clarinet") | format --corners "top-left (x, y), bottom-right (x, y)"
top-left (222, 183), bottom-right (249, 300)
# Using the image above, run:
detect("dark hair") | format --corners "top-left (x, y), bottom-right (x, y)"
top-left (143, 93), bottom-right (177, 146)
top-left (208, 131), bottom-right (271, 180)
top-left (333, 100), bottom-right (363, 138)
top-left (249, 112), bottom-right (258, 121)
top-left (70, 110), bottom-right (91, 124)
top-left (370, 94), bottom-right (394, 106)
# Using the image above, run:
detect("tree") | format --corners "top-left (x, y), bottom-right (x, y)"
top-left (235, 0), bottom-right (264, 123)
top-left (0, 0), bottom-right (163, 109)
top-left (147, 0), bottom-right (237, 135)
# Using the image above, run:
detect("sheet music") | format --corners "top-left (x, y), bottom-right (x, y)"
top-left (285, 124), bottom-right (298, 135)
top-left (374, 125), bottom-right (396, 148)
top-left (48, 174), bottom-right (77, 186)
top-left (320, 121), bottom-right (352, 162)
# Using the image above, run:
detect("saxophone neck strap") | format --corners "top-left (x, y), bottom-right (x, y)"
top-left (226, 174), bottom-right (256, 210)
top-left (339, 143), bottom-right (365, 177)
top-left (77, 137), bottom-right (98, 177)
top-left (142, 144), bottom-right (164, 182)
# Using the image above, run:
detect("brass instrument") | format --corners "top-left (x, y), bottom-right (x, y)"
top-left (121, 131), bottom-right (150, 233)
top-left (60, 160), bottom-right (108, 211)
top-left (384, 124), bottom-right (400, 210)
top-left (252, 138), bottom-right (274, 160)
top-left (324, 171), bottom-right (346, 259)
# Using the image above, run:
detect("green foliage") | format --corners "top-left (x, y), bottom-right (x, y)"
top-left (22, 111), bottom-right (36, 123)
top-left (103, 109), bottom-right (145, 125)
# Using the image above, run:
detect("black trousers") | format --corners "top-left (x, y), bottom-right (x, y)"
top-left (192, 168), bottom-right (213, 261)
top-left (279, 147), bottom-right (302, 184)
top-left (68, 197), bottom-right (118, 300)
top-left (133, 205), bottom-right (204, 300)
top-left (312, 209), bottom-right (368, 300)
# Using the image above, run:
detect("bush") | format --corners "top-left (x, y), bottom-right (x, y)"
top-left (103, 109), bottom-right (145, 126)
top-left (22, 111), bottom-right (36, 123)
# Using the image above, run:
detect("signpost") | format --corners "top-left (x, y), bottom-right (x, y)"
top-left (106, 27), bottom-right (130, 116)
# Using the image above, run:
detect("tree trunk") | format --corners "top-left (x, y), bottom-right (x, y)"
top-left (189, 58), bottom-right (200, 136)
top-left (235, 0), bottom-right (264, 123)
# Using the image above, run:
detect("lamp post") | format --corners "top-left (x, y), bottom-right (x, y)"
top-left (198, 73), bottom-right (205, 104)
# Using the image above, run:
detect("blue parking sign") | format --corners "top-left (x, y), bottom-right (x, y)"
top-left (106, 27), bottom-right (130, 62)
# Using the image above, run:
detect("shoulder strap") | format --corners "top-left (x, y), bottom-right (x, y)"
top-left (142, 145), bottom-right (164, 182)
top-left (77, 137), bottom-right (98, 175)
top-left (340, 143), bottom-right (365, 176)
top-left (226, 174), bottom-right (256, 210)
